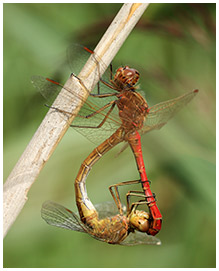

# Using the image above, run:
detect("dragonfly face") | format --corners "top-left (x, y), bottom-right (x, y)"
top-left (113, 66), bottom-right (140, 89)
top-left (128, 210), bottom-right (151, 233)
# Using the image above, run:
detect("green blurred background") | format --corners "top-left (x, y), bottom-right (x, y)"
top-left (3, 3), bottom-right (215, 268)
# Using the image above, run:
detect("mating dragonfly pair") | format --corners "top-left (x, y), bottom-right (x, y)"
top-left (32, 44), bottom-right (198, 245)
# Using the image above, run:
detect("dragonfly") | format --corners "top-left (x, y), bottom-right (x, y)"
top-left (41, 186), bottom-right (161, 245)
top-left (32, 44), bottom-right (198, 241)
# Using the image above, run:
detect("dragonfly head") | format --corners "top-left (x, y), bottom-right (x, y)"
top-left (128, 210), bottom-right (150, 233)
top-left (114, 66), bottom-right (140, 90)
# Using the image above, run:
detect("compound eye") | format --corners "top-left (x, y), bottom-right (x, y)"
top-left (129, 212), bottom-right (150, 232)
top-left (137, 218), bottom-right (150, 232)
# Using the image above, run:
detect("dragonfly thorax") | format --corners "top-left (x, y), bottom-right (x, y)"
top-left (114, 66), bottom-right (139, 90)
top-left (128, 210), bottom-right (150, 233)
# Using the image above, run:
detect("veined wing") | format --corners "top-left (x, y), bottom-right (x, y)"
top-left (67, 44), bottom-right (116, 95)
top-left (41, 201), bottom-right (88, 233)
top-left (41, 200), bottom-right (121, 244)
top-left (141, 89), bottom-right (198, 135)
top-left (32, 75), bottom-right (121, 145)
top-left (72, 94), bottom-right (121, 145)
top-left (120, 231), bottom-right (161, 246)
top-left (95, 201), bottom-right (126, 219)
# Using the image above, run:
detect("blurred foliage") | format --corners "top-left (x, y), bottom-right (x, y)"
top-left (3, 3), bottom-right (215, 268)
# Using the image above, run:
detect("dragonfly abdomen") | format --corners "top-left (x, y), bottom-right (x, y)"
top-left (75, 128), bottom-right (124, 224)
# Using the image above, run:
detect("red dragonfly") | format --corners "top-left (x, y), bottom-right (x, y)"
top-left (32, 44), bottom-right (198, 242)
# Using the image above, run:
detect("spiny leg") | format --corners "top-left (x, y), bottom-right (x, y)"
top-left (90, 91), bottom-right (117, 98)
top-left (126, 191), bottom-right (156, 216)
top-left (109, 179), bottom-right (150, 215)
top-left (71, 101), bottom-right (116, 129)
top-left (77, 100), bottom-right (115, 120)
top-left (73, 57), bottom-right (117, 97)
top-left (44, 104), bottom-right (76, 117)
top-left (46, 98), bottom-right (116, 129)
top-left (89, 50), bottom-right (111, 96)
top-left (100, 78), bottom-right (118, 91)
top-left (70, 71), bottom-right (117, 97)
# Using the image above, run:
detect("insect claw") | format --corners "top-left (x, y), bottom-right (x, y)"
top-left (70, 72), bottom-right (76, 78)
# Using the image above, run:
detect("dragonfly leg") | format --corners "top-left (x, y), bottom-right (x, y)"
top-left (109, 184), bottom-right (123, 215)
top-left (80, 100), bottom-right (115, 119)
top-left (70, 72), bottom-right (117, 97)
top-left (109, 179), bottom-right (144, 216)
top-left (126, 190), bottom-right (156, 215)
top-left (90, 91), bottom-right (117, 98)
top-left (94, 62), bottom-right (113, 95)
top-left (129, 199), bottom-right (150, 213)
top-left (126, 190), bottom-right (145, 214)
top-left (70, 73), bottom-right (91, 95)
top-left (44, 104), bottom-right (76, 117)
top-left (71, 70), bottom-right (117, 98)
top-left (89, 81), bottom-right (118, 97)
top-left (99, 78), bottom-right (119, 91)
top-left (71, 101), bottom-right (116, 129)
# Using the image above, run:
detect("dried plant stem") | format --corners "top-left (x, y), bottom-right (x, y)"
top-left (3, 3), bottom-right (149, 237)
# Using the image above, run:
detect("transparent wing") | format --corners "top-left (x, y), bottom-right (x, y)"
top-left (31, 75), bottom-right (61, 102)
top-left (141, 90), bottom-right (198, 135)
top-left (41, 201), bottom-right (110, 243)
top-left (73, 95), bottom-right (121, 145)
top-left (41, 201), bottom-right (88, 233)
top-left (31, 75), bottom-right (121, 145)
top-left (67, 43), bottom-right (116, 95)
top-left (120, 231), bottom-right (161, 246)
top-left (67, 44), bottom-right (94, 76)
top-left (94, 201), bottom-right (126, 219)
